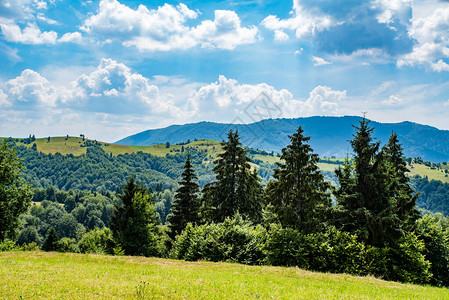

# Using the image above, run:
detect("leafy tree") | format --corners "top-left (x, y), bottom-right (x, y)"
top-left (109, 178), bottom-right (159, 256)
top-left (265, 126), bottom-right (331, 233)
top-left (0, 140), bottom-right (32, 240)
top-left (42, 227), bottom-right (60, 251)
top-left (165, 142), bottom-right (170, 149)
top-left (334, 118), bottom-right (401, 246)
top-left (202, 130), bottom-right (263, 223)
top-left (168, 155), bottom-right (200, 238)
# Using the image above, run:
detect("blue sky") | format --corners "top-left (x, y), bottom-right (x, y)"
top-left (1, 0), bottom-right (449, 142)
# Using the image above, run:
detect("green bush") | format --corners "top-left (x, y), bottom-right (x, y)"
top-left (59, 238), bottom-right (79, 253)
top-left (387, 232), bottom-right (431, 284)
top-left (78, 228), bottom-right (114, 254)
top-left (0, 239), bottom-right (18, 252)
top-left (171, 216), bottom-right (267, 265)
top-left (264, 225), bottom-right (366, 274)
top-left (416, 214), bottom-right (449, 286)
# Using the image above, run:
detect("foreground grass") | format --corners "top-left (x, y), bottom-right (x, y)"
top-left (1, 252), bottom-right (448, 299)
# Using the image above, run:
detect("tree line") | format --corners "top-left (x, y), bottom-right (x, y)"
top-left (1, 118), bottom-right (449, 287)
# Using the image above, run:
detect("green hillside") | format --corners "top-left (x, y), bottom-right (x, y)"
top-left (1, 251), bottom-right (447, 299)
top-left (7, 136), bottom-right (449, 184)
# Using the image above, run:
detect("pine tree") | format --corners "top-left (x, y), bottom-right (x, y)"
top-left (110, 178), bottom-right (159, 256)
top-left (265, 126), bottom-right (331, 233)
top-left (334, 118), bottom-right (401, 246)
top-left (383, 132), bottom-right (420, 230)
top-left (202, 130), bottom-right (263, 223)
top-left (168, 155), bottom-right (201, 238)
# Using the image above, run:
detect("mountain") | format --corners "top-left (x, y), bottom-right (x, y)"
top-left (116, 116), bottom-right (449, 162)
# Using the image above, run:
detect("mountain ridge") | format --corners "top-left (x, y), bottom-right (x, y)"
top-left (116, 116), bottom-right (449, 162)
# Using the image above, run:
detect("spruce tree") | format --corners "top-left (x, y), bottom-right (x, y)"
top-left (334, 118), bottom-right (401, 246)
top-left (265, 126), bottom-right (331, 233)
top-left (110, 178), bottom-right (159, 256)
top-left (383, 132), bottom-right (420, 230)
top-left (168, 155), bottom-right (201, 238)
top-left (202, 130), bottom-right (263, 223)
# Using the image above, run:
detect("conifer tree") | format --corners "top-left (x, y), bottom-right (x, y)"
top-left (334, 118), bottom-right (402, 246)
top-left (202, 130), bottom-right (263, 223)
top-left (110, 178), bottom-right (159, 256)
top-left (265, 126), bottom-right (331, 233)
top-left (168, 155), bottom-right (200, 238)
top-left (383, 133), bottom-right (420, 230)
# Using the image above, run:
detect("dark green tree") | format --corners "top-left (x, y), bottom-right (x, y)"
top-left (202, 130), bottom-right (263, 223)
top-left (382, 133), bottom-right (420, 230)
top-left (168, 155), bottom-right (201, 238)
top-left (265, 126), bottom-right (331, 233)
top-left (109, 178), bottom-right (159, 256)
top-left (42, 227), bottom-right (60, 251)
top-left (0, 140), bottom-right (33, 241)
top-left (334, 118), bottom-right (401, 246)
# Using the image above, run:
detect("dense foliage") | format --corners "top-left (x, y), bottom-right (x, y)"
top-left (0, 141), bottom-right (32, 240)
top-left (3, 123), bottom-right (449, 288)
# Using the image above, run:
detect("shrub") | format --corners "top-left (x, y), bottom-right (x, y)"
top-left (78, 228), bottom-right (114, 254)
top-left (171, 215), bottom-right (267, 265)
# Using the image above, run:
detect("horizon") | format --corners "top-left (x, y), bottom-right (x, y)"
top-left (1, 0), bottom-right (449, 142)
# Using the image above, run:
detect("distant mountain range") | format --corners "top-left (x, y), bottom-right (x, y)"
top-left (116, 116), bottom-right (449, 162)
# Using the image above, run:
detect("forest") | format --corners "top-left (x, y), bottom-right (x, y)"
top-left (1, 118), bottom-right (449, 288)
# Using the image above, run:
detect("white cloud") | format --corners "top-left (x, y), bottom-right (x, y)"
top-left (301, 85), bottom-right (346, 116)
top-left (382, 95), bottom-right (403, 106)
top-left (0, 89), bottom-right (11, 107)
top-left (58, 31), bottom-right (83, 43)
top-left (274, 29), bottom-right (289, 41)
top-left (312, 56), bottom-right (331, 66)
top-left (261, 0), bottom-right (332, 39)
top-left (373, 0), bottom-right (412, 29)
top-left (36, 13), bottom-right (58, 25)
top-left (6, 69), bottom-right (68, 106)
top-left (398, 6), bottom-right (449, 71)
top-left (187, 76), bottom-right (346, 121)
top-left (81, 0), bottom-right (258, 51)
top-left (0, 22), bottom-right (57, 44)
top-left (190, 10), bottom-right (259, 50)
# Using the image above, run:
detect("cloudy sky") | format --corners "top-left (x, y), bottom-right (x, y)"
top-left (1, 0), bottom-right (449, 142)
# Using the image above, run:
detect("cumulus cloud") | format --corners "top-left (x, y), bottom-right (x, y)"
top-left (58, 32), bottom-right (83, 43)
top-left (80, 0), bottom-right (258, 51)
top-left (301, 86), bottom-right (346, 116)
top-left (5, 69), bottom-right (68, 106)
top-left (398, 6), bottom-right (449, 71)
top-left (261, 0), bottom-right (332, 39)
top-left (187, 75), bottom-right (346, 121)
top-left (0, 22), bottom-right (57, 44)
top-left (262, 0), bottom-right (413, 58)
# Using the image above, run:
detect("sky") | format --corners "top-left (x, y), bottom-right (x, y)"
top-left (1, 0), bottom-right (449, 142)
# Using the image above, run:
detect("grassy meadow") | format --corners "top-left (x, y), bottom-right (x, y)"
top-left (1, 251), bottom-right (448, 299)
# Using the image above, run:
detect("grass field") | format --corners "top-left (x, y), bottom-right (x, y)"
top-left (1, 251), bottom-right (448, 299)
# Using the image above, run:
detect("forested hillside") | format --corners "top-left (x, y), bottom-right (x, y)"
top-left (116, 116), bottom-right (449, 162)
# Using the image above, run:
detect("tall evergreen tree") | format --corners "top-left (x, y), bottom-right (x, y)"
top-left (202, 130), bottom-right (263, 223)
top-left (265, 126), bottom-right (331, 233)
top-left (168, 155), bottom-right (200, 238)
top-left (383, 132), bottom-right (420, 230)
top-left (110, 178), bottom-right (159, 256)
top-left (334, 118), bottom-right (401, 246)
